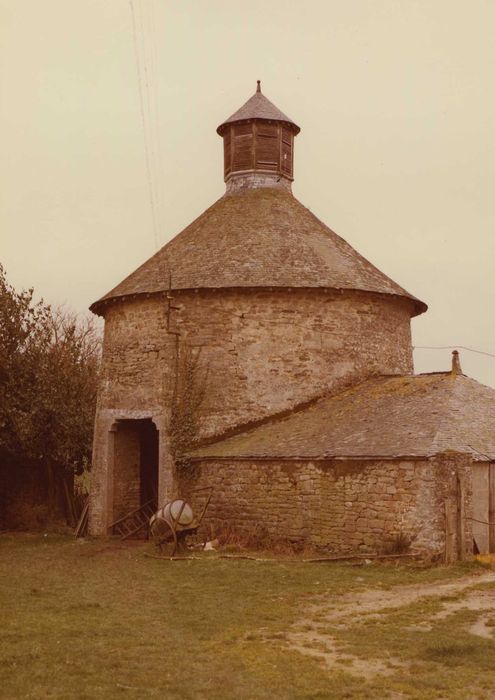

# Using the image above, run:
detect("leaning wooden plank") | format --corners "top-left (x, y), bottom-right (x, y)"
top-left (74, 500), bottom-right (89, 538)
top-left (143, 552), bottom-right (422, 564)
top-left (143, 552), bottom-right (198, 561)
top-left (490, 463), bottom-right (495, 553)
top-left (218, 552), bottom-right (422, 563)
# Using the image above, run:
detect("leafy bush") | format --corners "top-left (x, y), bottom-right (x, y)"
top-left (0, 265), bottom-right (100, 526)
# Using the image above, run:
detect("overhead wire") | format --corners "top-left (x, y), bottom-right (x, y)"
top-left (129, 0), bottom-right (160, 250)
top-left (413, 345), bottom-right (495, 359)
top-left (147, 0), bottom-right (167, 240)
top-left (136, 0), bottom-right (162, 244)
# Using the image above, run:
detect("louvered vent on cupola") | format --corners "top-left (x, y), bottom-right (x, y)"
top-left (217, 81), bottom-right (300, 184)
top-left (232, 123), bottom-right (254, 172)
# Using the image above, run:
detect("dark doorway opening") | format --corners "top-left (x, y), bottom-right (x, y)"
top-left (112, 418), bottom-right (159, 528)
top-left (139, 419), bottom-right (159, 508)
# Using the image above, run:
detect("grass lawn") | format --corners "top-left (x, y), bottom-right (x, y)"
top-left (0, 535), bottom-right (494, 699)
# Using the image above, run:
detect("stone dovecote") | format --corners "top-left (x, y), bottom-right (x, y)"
top-left (88, 84), bottom-right (495, 561)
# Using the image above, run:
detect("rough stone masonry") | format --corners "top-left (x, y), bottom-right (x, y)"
top-left (88, 83), bottom-right (495, 560)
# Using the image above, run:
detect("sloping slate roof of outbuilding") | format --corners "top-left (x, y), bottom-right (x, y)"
top-left (187, 372), bottom-right (495, 461)
top-left (90, 188), bottom-right (426, 315)
top-left (216, 88), bottom-right (300, 133)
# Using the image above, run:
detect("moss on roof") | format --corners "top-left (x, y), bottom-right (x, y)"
top-left (187, 372), bottom-right (495, 461)
top-left (91, 188), bottom-right (425, 316)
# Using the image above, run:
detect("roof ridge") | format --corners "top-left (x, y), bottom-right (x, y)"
top-left (186, 373), bottom-right (402, 456)
top-left (89, 194), bottom-right (226, 312)
top-left (293, 198), bottom-right (419, 303)
top-left (188, 370), bottom-right (495, 461)
top-left (188, 387), bottom-right (342, 454)
top-left (429, 372), bottom-right (495, 458)
top-left (429, 373), bottom-right (464, 455)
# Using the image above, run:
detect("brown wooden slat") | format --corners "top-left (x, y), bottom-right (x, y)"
top-left (110, 500), bottom-right (155, 528)
top-left (281, 141), bottom-right (292, 175)
top-left (282, 126), bottom-right (292, 144)
top-left (120, 519), bottom-right (148, 541)
top-left (490, 463), bottom-right (495, 553)
top-left (445, 499), bottom-right (457, 563)
top-left (110, 499), bottom-right (156, 540)
top-left (223, 129), bottom-right (231, 176)
top-left (256, 134), bottom-right (278, 170)
top-left (235, 123), bottom-right (252, 136)
top-left (233, 135), bottom-right (254, 171)
top-left (258, 123), bottom-right (278, 137)
top-left (74, 500), bottom-right (89, 538)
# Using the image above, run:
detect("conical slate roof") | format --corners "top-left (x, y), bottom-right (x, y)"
top-left (217, 82), bottom-right (300, 134)
top-left (187, 372), bottom-right (495, 461)
top-left (90, 187), bottom-right (426, 315)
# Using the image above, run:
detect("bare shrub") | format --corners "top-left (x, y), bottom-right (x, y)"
top-left (169, 342), bottom-right (208, 473)
top-left (381, 532), bottom-right (413, 555)
top-left (214, 523), bottom-right (314, 556)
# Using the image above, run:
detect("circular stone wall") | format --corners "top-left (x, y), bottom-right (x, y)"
top-left (98, 287), bottom-right (414, 438)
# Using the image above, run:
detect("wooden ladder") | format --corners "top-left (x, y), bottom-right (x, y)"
top-left (110, 500), bottom-right (156, 540)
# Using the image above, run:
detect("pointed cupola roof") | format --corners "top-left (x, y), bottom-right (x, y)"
top-left (217, 81), bottom-right (300, 134)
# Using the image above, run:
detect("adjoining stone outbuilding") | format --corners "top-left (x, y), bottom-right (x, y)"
top-left (88, 83), bottom-right (495, 560)
top-left (186, 367), bottom-right (495, 560)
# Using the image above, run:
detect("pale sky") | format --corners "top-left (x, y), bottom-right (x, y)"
top-left (1, 0), bottom-right (494, 387)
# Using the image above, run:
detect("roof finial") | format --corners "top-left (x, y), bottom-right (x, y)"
top-left (256, 80), bottom-right (261, 93)
top-left (451, 349), bottom-right (462, 375)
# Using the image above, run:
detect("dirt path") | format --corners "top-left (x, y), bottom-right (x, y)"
top-left (286, 570), bottom-right (495, 680)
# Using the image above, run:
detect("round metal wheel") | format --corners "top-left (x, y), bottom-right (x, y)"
top-left (150, 516), bottom-right (178, 556)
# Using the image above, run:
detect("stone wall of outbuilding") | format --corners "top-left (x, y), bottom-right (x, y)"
top-left (182, 455), bottom-right (474, 559)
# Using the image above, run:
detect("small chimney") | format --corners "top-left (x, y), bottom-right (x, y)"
top-left (451, 349), bottom-right (462, 375)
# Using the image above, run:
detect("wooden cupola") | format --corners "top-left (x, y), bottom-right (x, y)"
top-left (217, 81), bottom-right (300, 186)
